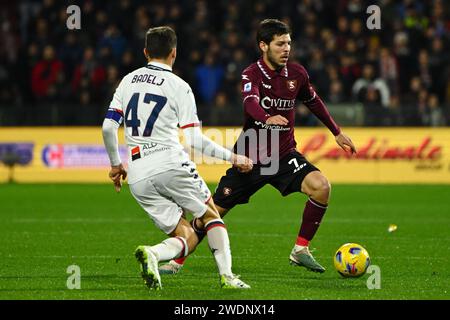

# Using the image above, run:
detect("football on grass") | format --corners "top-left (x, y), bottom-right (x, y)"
top-left (334, 243), bottom-right (371, 277)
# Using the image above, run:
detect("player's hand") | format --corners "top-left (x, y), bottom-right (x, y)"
top-left (266, 115), bottom-right (289, 126)
top-left (231, 154), bottom-right (253, 173)
top-left (109, 163), bottom-right (127, 193)
top-left (335, 132), bottom-right (357, 155)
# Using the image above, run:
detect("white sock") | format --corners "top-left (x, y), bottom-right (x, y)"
top-left (151, 237), bottom-right (187, 262)
top-left (205, 219), bottom-right (232, 276)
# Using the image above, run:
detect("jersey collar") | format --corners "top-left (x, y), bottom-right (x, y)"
top-left (257, 58), bottom-right (288, 79)
top-left (146, 61), bottom-right (172, 72)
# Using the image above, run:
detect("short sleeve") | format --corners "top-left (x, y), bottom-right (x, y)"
top-left (176, 85), bottom-right (200, 129)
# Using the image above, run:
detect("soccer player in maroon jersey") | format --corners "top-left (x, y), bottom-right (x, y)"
top-left (160, 19), bottom-right (356, 274)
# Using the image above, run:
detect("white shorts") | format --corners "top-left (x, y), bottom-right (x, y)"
top-left (129, 161), bottom-right (211, 234)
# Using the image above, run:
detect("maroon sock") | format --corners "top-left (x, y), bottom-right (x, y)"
top-left (298, 198), bottom-right (328, 242)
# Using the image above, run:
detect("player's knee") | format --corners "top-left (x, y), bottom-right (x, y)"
top-left (199, 207), bottom-right (221, 225)
top-left (322, 179), bottom-right (331, 196)
top-left (311, 177), bottom-right (331, 202)
top-left (174, 224), bottom-right (198, 255)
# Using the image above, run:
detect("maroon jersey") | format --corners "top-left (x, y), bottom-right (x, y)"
top-left (234, 58), bottom-right (340, 164)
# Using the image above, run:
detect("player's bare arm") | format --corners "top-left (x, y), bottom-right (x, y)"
top-left (231, 153), bottom-right (253, 173)
top-left (266, 115), bottom-right (289, 125)
top-left (335, 132), bottom-right (357, 155)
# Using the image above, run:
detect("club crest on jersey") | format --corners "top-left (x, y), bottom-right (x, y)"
top-left (243, 82), bottom-right (252, 92)
top-left (286, 80), bottom-right (297, 91)
top-left (131, 146), bottom-right (141, 161)
top-left (223, 187), bottom-right (232, 196)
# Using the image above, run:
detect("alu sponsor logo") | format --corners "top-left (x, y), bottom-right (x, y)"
top-left (142, 142), bottom-right (157, 150)
top-left (142, 143), bottom-right (171, 157)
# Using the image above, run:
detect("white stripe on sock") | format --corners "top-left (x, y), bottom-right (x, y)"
top-left (309, 198), bottom-right (328, 209)
top-left (175, 236), bottom-right (188, 257)
top-left (151, 237), bottom-right (185, 262)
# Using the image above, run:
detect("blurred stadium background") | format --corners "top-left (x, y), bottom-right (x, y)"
top-left (0, 0), bottom-right (449, 301)
top-left (0, 0), bottom-right (449, 126)
top-left (0, 0), bottom-right (449, 183)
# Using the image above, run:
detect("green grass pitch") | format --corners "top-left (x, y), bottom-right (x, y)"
top-left (0, 183), bottom-right (449, 300)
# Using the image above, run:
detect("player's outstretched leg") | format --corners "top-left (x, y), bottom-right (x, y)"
top-left (159, 218), bottom-right (205, 275)
top-left (202, 218), bottom-right (250, 289)
top-left (289, 242), bottom-right (326, 273)
top-left (159, 204), bottom-right (230, 275)
top-left (135, 221), bottom-right (192, 290)
top-left (199, 200), bottom-right (249, 289)
top-left (290, 171), bottom-right (330, 273)
top-left (289, 195), bottom-right (327, 273)
top-left (158, 202), bottom-right (250, 287)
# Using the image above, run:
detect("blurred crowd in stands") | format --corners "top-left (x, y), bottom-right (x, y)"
top-left (0, 0), bottom-right (449, 126)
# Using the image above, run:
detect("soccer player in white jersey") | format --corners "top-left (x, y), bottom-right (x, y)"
top-left (102, 26), bottom-right (252, 290)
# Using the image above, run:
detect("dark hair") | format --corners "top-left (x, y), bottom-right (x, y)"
top-left (145, 26), bottom-right (177, 59)
top-left (256, 19), bottom-right (291, 46)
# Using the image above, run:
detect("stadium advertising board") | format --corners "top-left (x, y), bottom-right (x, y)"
top-left (0, 127), bottom-right (449, 183)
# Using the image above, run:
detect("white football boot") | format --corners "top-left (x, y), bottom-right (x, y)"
top-left (134, 246), bottom-right (162, 290)
top-left (220, 274), bottom-right (251, 289)
top-left (289, 246), bottom-right (326, 273)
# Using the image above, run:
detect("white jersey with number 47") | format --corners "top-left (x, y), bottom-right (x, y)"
top-left (105, 62), bottom-right (200, 184)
